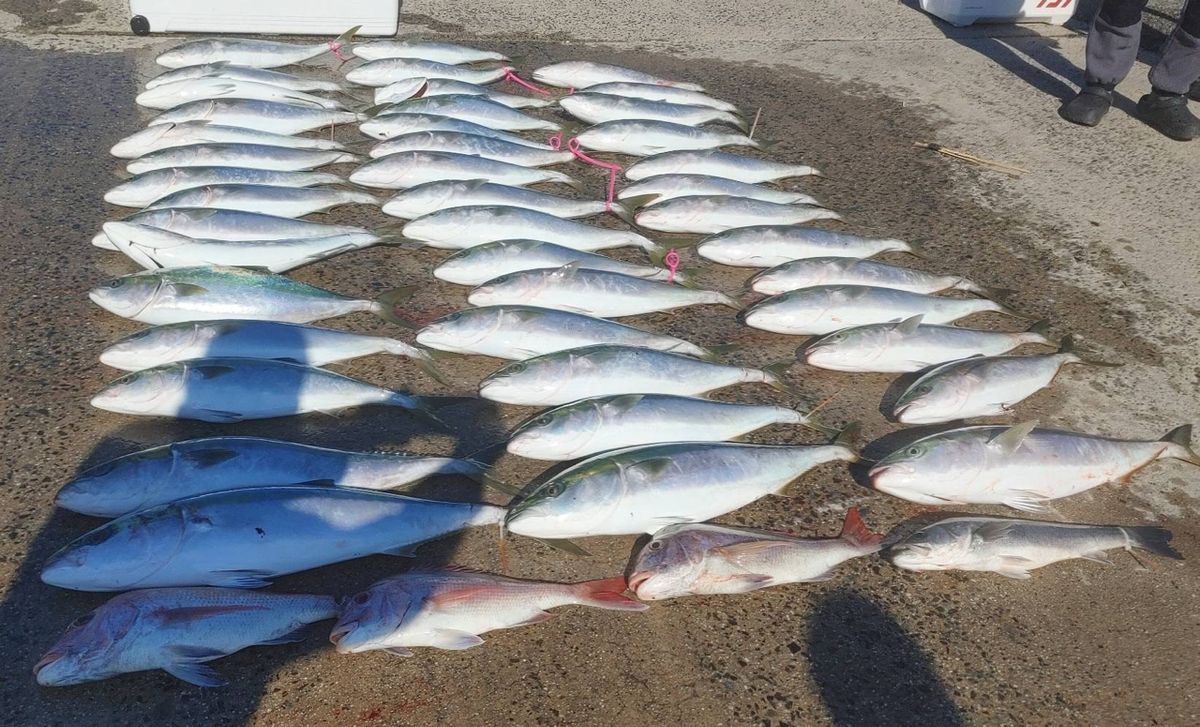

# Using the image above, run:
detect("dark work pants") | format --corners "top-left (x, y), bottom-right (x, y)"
top-left (1084, 0), bottom-right (1200, 93)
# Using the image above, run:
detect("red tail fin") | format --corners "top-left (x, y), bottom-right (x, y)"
top-left (839, 507), bottom-right (884, 549)
top-left (575, 577), bottom-right (648, 611)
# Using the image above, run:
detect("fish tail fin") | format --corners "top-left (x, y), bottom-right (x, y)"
top-left (1123, 526), bottom-right (1184, 560)
top-left (838, 507), bottom-right (884, 551)
top-left (1057, 334), bottom-right (1122, 367)
top-left (834, 422), bottom-right (862, 462)
top-left (609, 201), bottom-right (640, 226)
top-left (1161, 425), bottom-right (1200, 466)
top-left (899, 239), bottom-right (925, 259)
top-left (392, 343), bottom-right (451, 386)
top-left (618, 193), bottom-right (661, 212)
top-left (554, 172), bottom-right (585, 191)
top-left (760, 360), bottom-right (796, 394)
top-left (372, 286), bottom-right (418, 328)
top-left (573, 577), bottom-right (648, 611)
top-left (699, 342), bottom-right (739, 363)
top-left (971, 283), bottom-right (1016, 301)
top-left (400, 394), bottom-right (472, 432)
top-left (1024, 319), bottom-right (1054, 345)
top-left (716, 292), bottom-right (743, 310)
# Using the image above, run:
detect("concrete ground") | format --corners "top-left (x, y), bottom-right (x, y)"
top-left (1, 1), bottom-right (1198, 725)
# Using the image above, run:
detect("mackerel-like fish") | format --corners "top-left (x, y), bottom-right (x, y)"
top-left (369, 131), bottom-right (572, 166)
top-left (56, 436), bottom-right (484, 518)
top-left (739, 285), bottom-right (1014, 335)
top-left (146, 63), bottom-right (345, 92)
top-left (560, 93), bottom-right (745, 130)
top-left (93, 208), bottom-right (368, 249)
top-left (435, 240), bottom-right (675, 286)
top-left (155, 27), bottom-right (360, 69)
top-left (41, 486), bottom-right (503, 590)
top-left (385, 180), bottom-right (606, 220)
top-left (136, 77), bottom-right (346, 111)
top-left (99, 319), bottom-right (432, 372)
top-left (575, 120), bottom-right (757, 156)
top-left (870, 423), bottom-right (1200, 511)
top-left (469, 265), bottom-right (738, 317)
top-left (358, 111), bottom-right (555, 143)
top-left (368, 95), bottom-right (560, 131)
top-left (416, 306), bottom-right (711, 361)
top-left (329, 570), bottom-right (645, 655)
top-left (800, 316), bottom-right (1053, 373)
top-left (625, 150), bottom-right (819, 183)
top-left (697, 226), bottom-right (912, 267)
top-left (88, 265), bottom-right (411, 326)
top-left (34, 588), bottom-right (337, 687)
top-left (629, 508), bottom-right (883, 600)
top-left (111, 121), bottom-right (345, 159)
top-left (349, 151), bottom-right (577, 190)
top-left (619, 174), bottom-right (818, 207)
top-left (749, 257), bottom-right (995, 296)
top-left (532, 61), bottom-right (705, 91)
top-left (889, 516), bottom-right (1182, 579)
top-left (376, 78), bottom-right (551, 108)
top-left (351, 40), bottom-right (508, 64)
top-left (401, 205), bottom-right (658, 252)
top-left (583, 82), bottom-right (737, 112)
top-left (105, 167), bottom-right (343, 208)
top-left (150, 99), bottom-right (362, 135)
top-left (478, 344), bottom-right (791, 406)
top-left (505, 440), bottom-right (858, 538)
top-left (507, 394), bottom-right (821, 460)
top-left (90, 357), bottom-right (440, 422)
top-left (346, 58), bottom-right (508, 87)
top-left (127, 143), bottom-right (359, 174)
top-left (145, 184), bottom-right (377, 217)
top-left (636, 195), bottom-right (839, 234)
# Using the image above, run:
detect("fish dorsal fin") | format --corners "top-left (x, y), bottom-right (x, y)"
top-left (989, 420), bottom-right (1037, 455)
top-left (895, 314), bottom-right (924, 334)
top-left (549, 261), bottom-right (583, 281)
top-left (531, 537), bottom-right (591, 556)
top-left (182, 449), bottom-right (238, 468)
top-left (166, 282), bottom-right (209, 297)
top-left (600, 394), bottom-right (645, 416)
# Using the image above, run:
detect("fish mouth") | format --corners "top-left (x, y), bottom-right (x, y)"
top-left (866, 464), bottom-right (891, 485)
top-left (626, 571), bottom-right (652, 594)
top-left (33, 650), bottom-right (64, 678)
top-left (328, 621), bottom-right (357, 649)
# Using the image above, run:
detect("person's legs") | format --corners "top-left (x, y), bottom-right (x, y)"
top-left (1061, 0), bottom-right (1148, 126)
top-left (1138, 0), bottom-right (1200, 140)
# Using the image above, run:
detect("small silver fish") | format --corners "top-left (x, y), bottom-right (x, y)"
top-left (625, 150), bottom-right (819, 183)
top-left (156, 27), bottom-right (360, 69)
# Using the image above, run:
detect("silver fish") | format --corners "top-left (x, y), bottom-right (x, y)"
top-left (619, 174), bottom-right (818, 207)
top-left (105, 167), bottom-right (343, 209)
top-left (146, 63), bottom-right (346, 92)
top-left (532, 61), bottom-right (704, 91)
top-left (369, 131), bottom-right (572, 166)
top-left (34, 588), bottom-right (337, 687)
top-left (349, 151), bottom-right (577, 190)
top-left (697, 226), bottom-right (911, 267)
top-left (93, 208), bottom-right (369, 250)
top-left (41, 486), bottom-right (503, 590)
top-left (136, 77), bottom-right (346, 111)
top-left (346, 58), bottom-right (508, 87)
top-left (560, 93), bottom-right (745, 130)
top-left (384, 180), bottom-right (606, 220)
top-left (111, 121), bottom-right (345, 159)
top-left (629, 508), bottom-right (883, 600)
top-left (351, 40), bottom-right (509, 64)
top-left (416, 305), bottom-right (712, 361)
top-left (507, 393), bottom-right (821, 461)
top-left (155, 27), bottom-right (360, 69)
top-left (358, 111), bottom-right (554, 144)
top-left (625, 150), bottom-right (819, 183)
top-left (401, 205), bottom-right (657, 252)
top-left (584, 82), bottom-right (737, 112)
top-left (144, 184), bottom-right (378, 217)
top-left (56, 436), bottom-right (484, 518)
top-left (370, 95), bottom-right (560, 131)
top-left (889, 516), bottom-right (1182, 579)
top-left (636, 195), bottom-right (839, 234)
top-left (575, 120), bottom-right (757, 156)
top-left (375, 78), bottom-right (552, 109)
top-left (150, 99), bottom-right (362, 135)
top-left (127, 143), bottom-right (359, 175)
top-left (478, 344), bottom-right (790, 406)
top-left (435, 240), bottom-right (675, 287)
top-left (749, 257), bottom-right (996, 296)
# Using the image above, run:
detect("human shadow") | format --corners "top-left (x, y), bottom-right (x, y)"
top-left (807, 590), bottom-right (964, 727)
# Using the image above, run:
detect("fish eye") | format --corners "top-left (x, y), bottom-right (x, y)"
top-left (829, 333), bottom-right (845, 342)
top-left (126, 328), bottom-right (153, 340)
top-left (648, 540), bottom-right (663, 551)
top-left (444, 312), bottom-right (461, 322)
top-left (508, 363), bottom-right (527, 374)
top-left (69, 612), bottom-right (95, 629)
top-left (916, 384), bottom-right (932, 394)
top-left (905, 445), bottom-right (924, 457)
top-left (532, 415), bottom-right (552, 427)
top-left (544, 484), bottom-right (561, 497)
top-left (352, 592), bottom-right (370, 605)
top-left (104, 279), bottom-right (126, 289)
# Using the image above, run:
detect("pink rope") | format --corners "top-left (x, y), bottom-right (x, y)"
top-left (566, 138), bottom-right (622, 212)
top-left (664, 249), bottom-right (680, 283)
top-left (503, 69), bottom-right (551, 95)
top-left (327, 41), bottom-right (351, 63)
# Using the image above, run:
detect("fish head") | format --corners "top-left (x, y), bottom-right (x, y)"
top-left (55, 446), bottom-right (173, 518)
top-left (892, 376), bottom-right (968, 425)
top-left (90, 365), bottom-right (186, 416)
top-left (800, 326), bottom-right (884, 369)
top-left (695, 238), bottom-right (757, 266)
top-left (99, 322), bottom-right (206, 371)
top-left (358, 120), bottom-right (392, 140)
top-left (348, 157), bottom-right (407, 188)
top-left (154, 46), bottom-right (197, 69)
top-left (507, 401), bottom-right (598, 460)
top-left (34, 596), bottom-right (141, 686)
top-left (504, 459), bottom-right (622, 539)
top-left (627, 524), bottom-right (711, 600)
top-left (529, 62), bottom-right (578, 88)
top-left (888, 523), bottom-right (972, 571)
top-left (329, 579), bottom-right (413, 654)
top-left (477, 355), bottom-right (567, 404)
top-left (868, 434), bottom-right (977, 499)
top-left (384, 180), bottom-right (460, 219)
top-left (110, 124), bottom-right (182, 158)
top-left (88, 271), bottom-right (163, 320)
top-left (469, 271), bottom-right (542, 307)
top-left (41, 505), bottom-right (185, 590)
top-left (415, 309), bottom-right (494, 353)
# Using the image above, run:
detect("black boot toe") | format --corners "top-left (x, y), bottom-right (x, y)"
top-left (1060, 86), bottom-right (1113, 127)
top-left (1137, 90), bottom-right (1200, 141)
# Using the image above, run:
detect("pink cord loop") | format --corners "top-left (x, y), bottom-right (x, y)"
top-left (664, 249), bottom-right (680, 283)
top-left (503, 68), bottom-right (552, 95)
top-left (547, 132), bottom-right (564, 150)
top-left (327, 41), bottom-right (351, 63)
top-left (566, 138), bottom-right (622, 212)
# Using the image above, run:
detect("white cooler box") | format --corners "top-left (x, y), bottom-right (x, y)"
top-left (919, 0), bottom-right (1077, 27)
top-left (128, 0), bottom-right (400, 36)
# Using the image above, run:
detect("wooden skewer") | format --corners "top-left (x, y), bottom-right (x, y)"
top-left (914, 141), bottom-right (1027, 176)
top-left (748, 107), bottom-right (763, 140)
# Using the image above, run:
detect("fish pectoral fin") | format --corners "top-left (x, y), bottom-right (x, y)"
top-left (257, 624), bottom-right (314, 646)
top-left (972, 521), bottom-right (1017, 543)
top-left (168, 645), bottom-right (226, 662)
top-left (711, 540), bottom-right (795, 568)
top-left (994, 567), bottom-right (1033, 580)
top-left (988, 420), bottom-right (1038, 454)
top-left (209, 569), bottom-right (274, 588)
top-left (720, 573), bottom-right (775, 592)
top-left (626, 457), bottom-right (675, 481)
top-left (532, 537), bottom-right (591, 557)
top-left (429, 629), bottom-right (485, 651)
top-left (384, 646), bottom-right (414, 657)
top-left (514, 611), bottom-right (555, 627)
top-left (378, 543), bottom-right (420, 557)
top-left (198, 409), bottom-right (245, 423)
top-left (993, 555), bottom-right (1035, 580)
top-left (1079, 550), bottom-right (1115, 565)
top-left (1001, 491), bottom-right (1052, 514)
top-left (163, 660), bottom-right (228, 688)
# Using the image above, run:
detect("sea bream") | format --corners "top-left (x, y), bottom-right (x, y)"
top-left (155, 27), bottom-right (360, 69)
top-left (401, 206), bottom-right (659, 253)
top-left (697, 226), bottom-right (913, 267)
top-left (146, 63), bottom-right (346, 92)
top-left (749, 257), bottom-right (999, 297)
top-left (126, 144), bottom-right (359, 175)
top-left (624, 150), bottom-right (819, 183)
top-left (346, 58), bottom-right (508, 87)
top-left (329, 570), bottom-right (645, 656)
top-left (366, 95), bottom-right (560, 132)
top-left (574, 120), bottom-right (757, 157)
top-left (375, 78), bottom-right (552, 108)
top-left (869, 422), bottom-right (1200, 511)
top-left (93, 208), bottom-right (370, 250)
top-left (384, 181), bottom-right (607, 221)
top-left (635, 195), bottom-right (839, 234)
top-left (800, 316), bottom-right (1054, 373)
top-left (504, 439), bottom-right (858, 539)
top-left (149, 99), bottom-right (362, 135)
top-left (111, 121), bottom-right (346, 159)
top-left (506, 394), bottom-right (824, 461)
top-left (144, 185), bottom-right (378, 218)
top-left (369, 131), bottom-right (572, 165)
top-left (628, 508), bottom-right (883, 600)
top-left (416, 306), bottom-right (712, 361)
top-left (104, 167), bottom-right (343, 209)
top-left (41, 486), bottom-right (503, 591)
top-left (56, 436), bottom-right (485, 518)
top-left (581, 82), bottom-right (737, 112)
top-left (136, 77), bottom-right (346, 111)
top-left (559, 93), bottom-right (746, 130)
top-left (434, 240), bottom-right (676, 286)
top-left (478, 344), bottom-right (792, 406)
top-left (619, 174), bottom-right (819, 207)
top-left (34, 588), bottom-right (337, 687)
top-left (888, 516), bottom-right (1182, 579)
top-left (349, 151), bottom-right (578, 190)
top-left (358, 111), bottom-right (556, 143)
top-left (351, 40), bottom-right (508, 64)
top-left (532, 61), bottom-right (705, 91)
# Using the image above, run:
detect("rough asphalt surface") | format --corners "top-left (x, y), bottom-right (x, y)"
top-left (1, 5), bottom-right (1199, 727)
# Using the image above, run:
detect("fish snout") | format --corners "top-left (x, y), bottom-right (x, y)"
top-left (328, 620), bottom-right (357, 651)
top-left (626, 571), bottom-right (652, 594)
top-left (33, 650), bottom-right (65, 681)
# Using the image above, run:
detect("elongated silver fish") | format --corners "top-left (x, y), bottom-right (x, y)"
top-left (469, 264), bottom-right (738, 318)
top-left (156, 27), bottom-right (360, 69)
top-left (870, 422), bottom-right (1200, 511)
top-left (505, 439), bottom-right (858, 538)
top-left (111, 121), bottom-right (345, 159)
top-left (385, 180), bottom-right (606, 220)
top-left (144, 184), bottom-right (378, 217)
top-left (889, 516), bottom-right (1182, 579)
top-left (401, 205), bottom-right (657, 252)
top-left (584, 82), bottom-right (737, 112)
top-left (625, 150), bottom-right (819, 183)
top-left (329, 571), bottom-right (644, 655)
top-left (435, 240), bottom-right (674, 287)
top-left (136, 77), bottom-right (346, 111)
top-left (507, 394), bottom-right (821, 460)
top-left (636, 195), bottom-right (838, 234)
top-left (56, 436), bottom-right (484, 518)
top-left (105, 167), bottom-right (343, 208)
top-left (150, 99), bottom-right (362, 135)
top-left (560, 93), bottom-right (745, 130)
top-left (146, 63), bottom-right (345, 92)
top-left (349, 151), bottom-right (577, 190)
top-left (358, 111), bottom-right (554, 143)
top-left (575, 120), bottom-right (757, 156)
top-left (369, 131), bottom-right (571, 165)
top-left (99, 319), bottom-right (433, 372)
top-left (801, 316), bottom-right (1054, 373)
top-left (697, 226), bottom-right (911, 267)
top-left (749, 257), bottom-right (996, 296)
top-left (41, 486), bottom-right (503, 590)
top-left (416, 306), bottom-right (711, 360)
top-left (376, 78), bottom-right (551, 108)
top-left (127, 143), bottom-right (358, 175)
top-left (739, 285), bottom-right (1015, 335)
top-left (88, 265), bottom-right (411, 326)
top-left (90, 357), bottom-right (441, 423)
top-left (371, 95), bottom-right (560, 131)
top-left (93, 208), bottom-right (368, 249)
top-left (629, 508), bottom-right (883, 599)
top-left (619, 174), bottom-right (818, 207)
top-left (347, 58), bottom-right (508, 87)
top-left (351, 40), bottom-right (509, 64)
top-left (35, 588), bottom-right (337, 686)
top-left (478, 344), bottom-right (790, 406)
top-left (532, 61), bottom-right (704, 91)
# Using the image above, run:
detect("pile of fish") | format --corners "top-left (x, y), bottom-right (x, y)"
top-left (36, 29), bottom-right (1192, 689)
